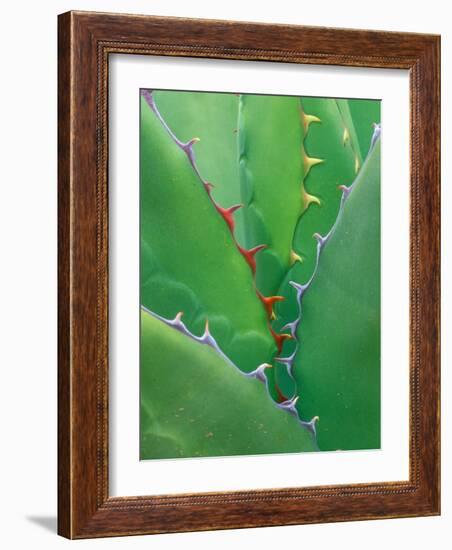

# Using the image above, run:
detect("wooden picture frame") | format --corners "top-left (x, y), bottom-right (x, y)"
top-left (58, 10), bottom-right (440, 539)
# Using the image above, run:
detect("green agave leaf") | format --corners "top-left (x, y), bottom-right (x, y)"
top-left (335, 99), bottom-right (362, 166)
top-left (238, 94), bottom-right (305, 298)
top-left (237, 94), bottom-right (313, 401)
top-left (293, 140), bottom-right (381, 451)
top-left (140, 310), bottom-right (317, 459)
top-left (346, 99), bottom-right (381, 159)
top-left (140, 93), bottom-right (276, 373)
top-left (271, 97), bottom-right (362, 398)
top-left (153, 91), bottom-right (246, 245)
top-left (290, 97), bottom-right (362, 284)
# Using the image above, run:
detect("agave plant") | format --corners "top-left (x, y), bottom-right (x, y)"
top-left (140, 88), bottom-right (381, 459)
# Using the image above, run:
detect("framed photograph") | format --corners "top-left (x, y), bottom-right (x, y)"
top-left (58, 11), bottom-right (440, 538)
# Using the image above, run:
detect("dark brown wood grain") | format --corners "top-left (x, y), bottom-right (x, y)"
top-left (57, 10), bottom-right (441, 539)
top-left (57, 10), bottom-right (72, 539)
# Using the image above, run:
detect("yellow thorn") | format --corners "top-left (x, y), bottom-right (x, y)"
top-left (188, 137), bottom-right (200, 147)
top-left (270, 310), bottom-right (276, 321)
top-left (302, 112), bottom-right (321, 133)
top-left (290, 249), bottom-right (302, 265)
top-left (302, 187), bottom-right (321, 210)
top-left (343, 127), bottom-right (350, 146)
top-left (303, 152), bottom-right (324, 177)
top-left (354, 155), bottom-right (360, 174)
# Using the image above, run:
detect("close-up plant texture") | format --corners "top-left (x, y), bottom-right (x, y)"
top-left (140, 89), bottom-right (381, 459)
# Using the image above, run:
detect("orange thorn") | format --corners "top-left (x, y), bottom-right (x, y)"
top-left (238, 244), bottom-right (266, 273)
top-left (257, 292), bottom-right (284, 319)
top-left (215, 203), bottom-right (242, 233)
top-left (269, 326), bottom-right (293, 354)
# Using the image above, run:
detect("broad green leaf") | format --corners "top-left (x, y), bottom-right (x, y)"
top-left (141, 310), bottom-right (317, 459)
top-left (238, 94), bottom-right (305, 297)
top-left (293, 140), bottom-right (381, 451)
top-left (346, 99), bottom-right (381, 159)
top-left (153, 91), bottom-right (246, 244)
top-left (289, 97), bottom-right (362, 284)
top-left (141, 94), bottom-right (276, 373)
top-left (271, 97), bottom-right (362, 397)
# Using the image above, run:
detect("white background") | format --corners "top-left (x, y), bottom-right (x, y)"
top-left (110, 56), bottom-right (409, 496)
top-left (0, 0), bottom-right (449, 548)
